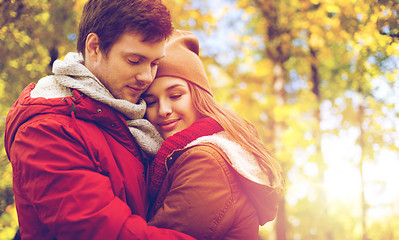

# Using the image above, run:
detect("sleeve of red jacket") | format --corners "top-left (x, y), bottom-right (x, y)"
top-left (10, 118), bottom-right (194, 240)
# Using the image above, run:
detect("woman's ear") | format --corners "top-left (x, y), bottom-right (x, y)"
top-left (85, 33), bottom-right (101, 62)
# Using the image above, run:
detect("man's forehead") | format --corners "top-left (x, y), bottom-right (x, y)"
top-left (113, 32), bottom-right (166, 59)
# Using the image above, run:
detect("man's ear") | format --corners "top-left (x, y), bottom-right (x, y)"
top-left (85, 33), bottom-right (101, 62)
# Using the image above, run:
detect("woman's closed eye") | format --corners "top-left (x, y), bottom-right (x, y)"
top-left (144, 98), bottom-right (157, 107)
top-left (170, 94), bottom-right (182, 100)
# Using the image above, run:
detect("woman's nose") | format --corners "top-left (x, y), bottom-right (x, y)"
top-left (158, 100), bottom-right (172, 117)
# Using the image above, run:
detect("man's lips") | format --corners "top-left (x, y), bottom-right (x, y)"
top-left (127, 85), bottom-right (146, 92)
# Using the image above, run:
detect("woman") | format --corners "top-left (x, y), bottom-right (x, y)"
top-left (143, 30), bottom-right (284, 240)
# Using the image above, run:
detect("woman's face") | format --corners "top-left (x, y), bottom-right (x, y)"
top-left (143, 76), bottom-right (202, 139)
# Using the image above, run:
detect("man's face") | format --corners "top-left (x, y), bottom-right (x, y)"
top-left (89, 32), bottom-right (166, 103)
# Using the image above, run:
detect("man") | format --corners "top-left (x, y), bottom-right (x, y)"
top-left (4, 0), bottom-right (194, 239)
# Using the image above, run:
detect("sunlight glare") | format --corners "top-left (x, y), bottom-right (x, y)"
top-left (322, 130), bottom-right (362, 202)
top-left (364, 150), bottom-right (399, 220)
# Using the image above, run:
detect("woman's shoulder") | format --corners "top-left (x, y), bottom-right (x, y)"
top-left (171, 132), bottom-right (271, 186)
top-left (167, 142), bottom-right (230, 172)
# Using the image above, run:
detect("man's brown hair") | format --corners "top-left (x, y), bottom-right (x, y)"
top-left (77, 0), bottom-right (173, 58)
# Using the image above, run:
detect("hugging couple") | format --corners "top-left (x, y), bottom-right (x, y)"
top-left (4, 0), bottom-right (284, 239)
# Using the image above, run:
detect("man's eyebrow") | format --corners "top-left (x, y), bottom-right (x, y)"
top-left (124, 52), bottom-right (165, 61)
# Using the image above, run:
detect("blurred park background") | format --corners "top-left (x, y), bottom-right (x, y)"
top-left (0, 0), bottom-right (398, 239)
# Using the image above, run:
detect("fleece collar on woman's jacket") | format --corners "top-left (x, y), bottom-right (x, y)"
top-left (30, 52), bottom-right (163, 158)
top-left (186, 132), bottom-right (272, 186)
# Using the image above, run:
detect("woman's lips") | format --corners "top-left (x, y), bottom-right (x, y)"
top-left (158, 119), bottom-right (179, 132)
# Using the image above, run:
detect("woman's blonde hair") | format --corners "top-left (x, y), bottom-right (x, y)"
top-left (188, 82), bottom-right (284, 189)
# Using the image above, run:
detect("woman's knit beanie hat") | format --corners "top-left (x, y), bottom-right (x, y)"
top-left (156, 30), bottom-right (212, 95)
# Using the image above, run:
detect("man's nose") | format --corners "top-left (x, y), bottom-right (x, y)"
top-left (136, 65), bottom-right (153, 85)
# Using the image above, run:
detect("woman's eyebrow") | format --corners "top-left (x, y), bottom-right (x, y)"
top-left (142, 83), bottom-right (186, 98)
top-left (165, 84), bottom-right (185, 91)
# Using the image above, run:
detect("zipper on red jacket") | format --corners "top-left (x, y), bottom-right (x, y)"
top-left (63, 96), bottom-right (102, 172)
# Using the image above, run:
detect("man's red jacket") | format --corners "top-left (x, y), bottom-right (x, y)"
top-left (4, 83), bottom-right (194, 240)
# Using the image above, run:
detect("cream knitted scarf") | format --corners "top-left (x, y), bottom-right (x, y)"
top-left (31, 52), bottom-right (163, 158)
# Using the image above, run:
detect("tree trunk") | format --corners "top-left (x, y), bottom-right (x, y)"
top-left (272, 63), bottom-right (287, 240)
top-left (253, 0), bottom-right (290, 238)
top-left (357, 92), bottom-right (368, 240)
